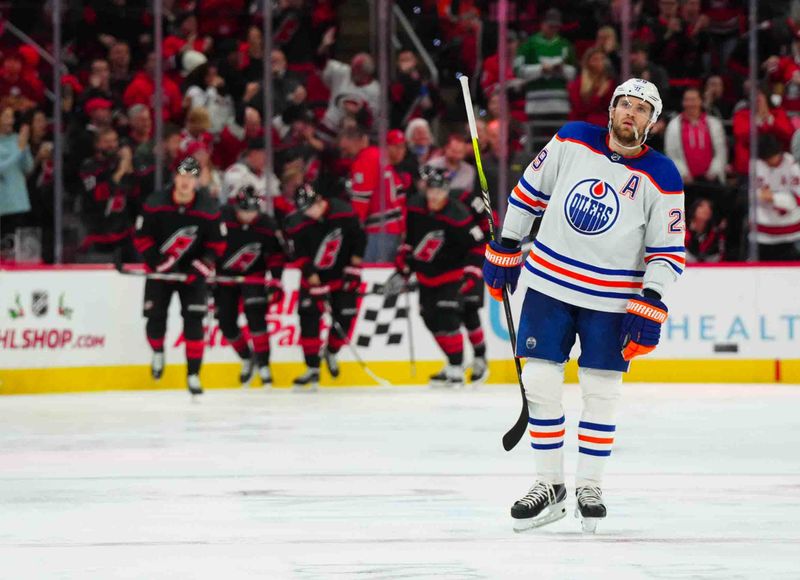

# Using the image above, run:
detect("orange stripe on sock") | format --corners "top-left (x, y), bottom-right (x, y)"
top-left (578, 434), bottom-right (615, 444)
top-left (529, 429), bottom-right (566, 438)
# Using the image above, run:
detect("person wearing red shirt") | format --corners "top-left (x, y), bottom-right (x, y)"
top-left (568, 47), bottom-right (616, 127)
top-left (0, 52), bottom-right (45, 113)
top-left (732, 87), bottom-right (795, 176)
top-left (123, 52), bottom-right (183, 124)
top-left (339, 125), bottom-right (405, 263)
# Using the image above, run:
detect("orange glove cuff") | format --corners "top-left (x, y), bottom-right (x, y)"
top-left (625, 298), bottom-right (668, 324)
top-left (484, 244), bottom-right (523, 267)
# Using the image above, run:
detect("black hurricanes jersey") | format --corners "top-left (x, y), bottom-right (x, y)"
top-left (284, 197), bottom-right (366, 286)
top-left (404, 194), bottom-right (484, 287)
top-left (134, 188), bottom-right (226, 271)
top-left (217, 204), bottom-right (286, 278)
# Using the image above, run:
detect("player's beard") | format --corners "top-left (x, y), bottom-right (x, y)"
top-left (610, 118), bottom-right (642, 147)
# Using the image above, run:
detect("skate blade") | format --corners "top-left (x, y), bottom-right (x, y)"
top-left (292, 384), bottom-right (319, 393)
top-left (512, 501), bottom-right (567, 532)
top-left (574, 507), bottom-right (602, 534)
top-left (470, 371), bottom-right (489, 386)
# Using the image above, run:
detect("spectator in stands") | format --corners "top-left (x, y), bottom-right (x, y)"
top-left (179, 107), bottom-right (214, 161)
top-left (732, 86), bottom-right (794, 176)
top-left (239, 25), bottom-right (266, 84)
top-left (68, 97), bottom-right (114, 175)
top-left (273, 0), bottom-right (327, 65)
top-left (593, 26), bottom-right (621, 77)
top-left (134, 123), bottom-right (182, 198)
top-left (568, 47), bottom-right (615, 127)
top-left (108, 42), bottom-right (133, 100)
top-left (275, 105), bottom-right (324, 178)
top-left (478, 119), bottom-right (528, 210)
top-left (702, 74), bottom-right (733, 119)
top-left (23, 108), bottom-right (54, 263)
top-left (427, 134), bottom-right (477, 192)
top-left (664, 87), bottom-right (728, 188)
top-left (123, 52), bottom-right (183, 124)
top-left (390, 49), bottom-right (441, 128)
top-left (685, 199), bottom-right (725, 263)
top-left (515, 8), bottom-right (577, 118)
top-left (405, 118), bottom-right (438, 167)
top-left (318, 44), bottom-right (380, 141)
top-left (681, 0), bottom-right (712, 74)
top-left (239, 49), bottom-right (307, 123)
top-left (630, 41), bottom-right (669, 94)
top-left (754, 135), bottom-right (800, 261)
top-left (183, 56), bottom-right (236, 135)
top-left (77, 127), bottom-right (137, 262)
top-left (222, 138), bottom-right (280, 206)
top-left (387, 129), bottom-right (418, 200)
top-left (339, 125), bottom-right (405, 263)
top-left (125, 104), bottom-right (153, 153)
top-left (163, 10), bottom-right (213, 65)
top-left (0, 107), bottom-right (33, 256)
top-left (480, 30), bottom-right (521, 100)
top-left (213, 106), bottom-right (265, 170)
top-left (0, 51), bottom-right (45, 113)
top-left (82, 59), bottom-right (116, 109)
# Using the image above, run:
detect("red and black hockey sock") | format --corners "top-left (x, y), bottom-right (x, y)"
top-left (434, 331), bottom-right (464, 366)
top-left (146, 317), bottom-right (167, 352)
top-left (300, 337), bottom-right (322, 368)
top-left (228, 334), bottom-right (252, 360)
top-left (251, 331), bottom-right (270, 367)
top-left (463, 307), bottom-right (486, 358)
top-left (184, 317), bottom-right (204, 375)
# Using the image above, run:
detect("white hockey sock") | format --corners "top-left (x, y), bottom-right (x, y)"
top-left (576, 367), bottom-right (623, 487)
top-left (522, 359), bottom-right (566, 484)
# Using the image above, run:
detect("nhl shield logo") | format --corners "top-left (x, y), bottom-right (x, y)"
top-left (564, 178), bottom-right (620, 236)
top-left (32, 290), bottom-right (48, 317)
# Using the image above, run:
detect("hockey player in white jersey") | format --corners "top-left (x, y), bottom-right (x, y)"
top-left (483, 79), bottom-right (685, 533)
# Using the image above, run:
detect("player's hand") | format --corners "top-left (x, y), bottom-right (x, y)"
top-left (343, 265), bottom-right (362, 293)
top-left (459, 266), bottom-right (482, 295)
top-left (155, 255), bottom-right (177, 273)
top-left (620, 294), bottom-right (669, 361)
top-left (190, 258), bottom-right (215, 279)
top-left (394, 244), bottom-right (411, 278)
top-left (266, 279), bottom-right (285, 306)
top-left (483, 240), bottom-right (523, 301)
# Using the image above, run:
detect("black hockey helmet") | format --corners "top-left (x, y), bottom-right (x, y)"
top-left (176, 156), bottom-right (200, 176)
top-left (234, 185), bottom-right (261, 211)
top-left (420, 165), bottom-right (450, 190)
top-left (294, 183), bottom-right (320, 212)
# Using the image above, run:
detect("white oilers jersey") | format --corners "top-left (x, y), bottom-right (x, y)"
top-left (502, 122), bottom-right (685, 313)
top-left (754, 153), bottom-right (800, 245)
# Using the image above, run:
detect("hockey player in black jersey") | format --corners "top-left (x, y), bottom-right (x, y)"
top-left (450, 183), bottom-right (491, 383)
top-left (215, 185), bottom-right (286, 387)
top-left (284, 184), bottom-right (366, 391)
top-left (133, 157), bottom-right (226, 395)
top-left (396, 167), bottom-right (485, 387)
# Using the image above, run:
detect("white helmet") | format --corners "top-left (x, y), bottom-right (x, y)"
top-left (609, 78), bottom-right (662, 124)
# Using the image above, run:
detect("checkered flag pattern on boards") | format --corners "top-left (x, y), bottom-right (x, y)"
top-left (355, 286), bottom-right (408, 348)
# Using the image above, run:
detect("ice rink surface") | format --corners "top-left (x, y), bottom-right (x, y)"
top-left (1, 382), bottom-right (799, 580)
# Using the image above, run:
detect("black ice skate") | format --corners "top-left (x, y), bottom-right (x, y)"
top-left (187, 374), bottom-right (203, 396)
top-left (511, 481), bottom-right (567, 532)
top-left (151, 352), bottom-right (165, 380)
top-left (429, 366), bottom-right (463, 388)
top-left (258, 365), bottom-right (272, 386)
top-left (292, 368), bottom-right (320, 392)
top-left (239, 358), bottom-right (255, 386)
top-left (575, 486), bottom-right (607, 534)
top-left (470, 357), bottom-right (489, 384)
top-left (322, 347), bottom-right (340, 378)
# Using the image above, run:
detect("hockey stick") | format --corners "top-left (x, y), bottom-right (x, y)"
top-left (460, 75), bottom-right (528, 452)
top-left (404, 281), bottom-right (416, 377)
top-left (321, 299), bottom-right (391, 387)
top-left (115, 262), bottom-right (278, 286)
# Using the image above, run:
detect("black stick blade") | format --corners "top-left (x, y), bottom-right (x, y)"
top-left (502, 404), bottom-right (529, 451)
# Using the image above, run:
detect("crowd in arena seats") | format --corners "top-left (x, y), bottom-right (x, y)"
top-left (0, 0), bottom-right (800, 265)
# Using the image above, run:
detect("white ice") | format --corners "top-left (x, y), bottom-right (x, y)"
top-left (1, 383), bottom-right (799, 579)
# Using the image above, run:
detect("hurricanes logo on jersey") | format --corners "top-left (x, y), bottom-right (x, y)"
top-left (160, 226), bottom-right (199, 258)
top-left (314, 228), bottom-right (344, 269)
top-left (563, 179), bottom-right (620, 235)
top-left (413, 230), bottom-right (445, 262)
top-left (223, 242), bottom-right (262, 272)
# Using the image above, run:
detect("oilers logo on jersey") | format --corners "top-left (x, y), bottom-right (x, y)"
top-left (564, 179), bottom-right (619, 236)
